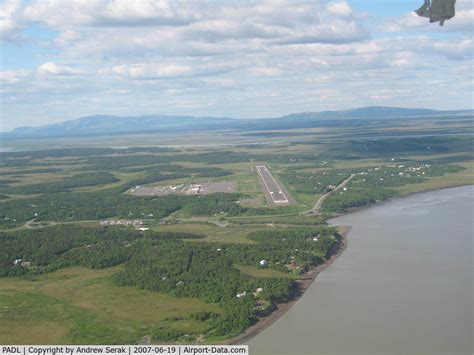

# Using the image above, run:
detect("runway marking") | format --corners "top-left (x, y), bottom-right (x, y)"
top-left (256, 165), bottom-right (289, 204)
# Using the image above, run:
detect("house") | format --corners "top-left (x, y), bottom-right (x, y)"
top-left (236, 291), bottom-right (247, 298)
top-left (13, 258), bottom-right (22, 266)
top-left (259, 259), bottom-right (268, 267)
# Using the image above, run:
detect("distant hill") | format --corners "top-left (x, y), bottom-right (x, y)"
top-left (2, 107), bottom-right (472, 140)
top-left (5, 115), bottom-right (234, 139)
top-left (281, 106), bottom-right (471, 119)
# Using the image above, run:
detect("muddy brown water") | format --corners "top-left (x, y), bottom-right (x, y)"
top-left (247, 186), bottom-right (473, 355)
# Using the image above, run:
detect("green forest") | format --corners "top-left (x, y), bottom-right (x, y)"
top-left (0, 224), bottom-right (340, 340)
top-left (0, 134), bottom-right (472, 344)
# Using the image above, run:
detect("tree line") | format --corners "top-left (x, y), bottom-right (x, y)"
top-left (0, 224), bottom-right (340, 339)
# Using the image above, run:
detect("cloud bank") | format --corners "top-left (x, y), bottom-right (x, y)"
top-left (0, 0), bottom-right (472, 130)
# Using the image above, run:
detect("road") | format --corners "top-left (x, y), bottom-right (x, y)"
top-left (256, 165), bottom-right (289, 204)
top-left (305, 173), bottom-right (356, 215)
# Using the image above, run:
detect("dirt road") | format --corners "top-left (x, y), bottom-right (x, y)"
top-left (304, 173), bottom-right (356, 215)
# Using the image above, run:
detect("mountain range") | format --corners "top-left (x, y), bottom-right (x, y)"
top-left (3, 107), bottom-right (472, 140)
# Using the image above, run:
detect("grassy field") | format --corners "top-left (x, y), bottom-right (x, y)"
top-left (0, 267), bottom-right (222, 344)
top-left (152, 222), bottom-right (261, 243)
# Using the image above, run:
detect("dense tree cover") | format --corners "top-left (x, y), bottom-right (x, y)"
top-left (189, 311), bottom-right (220, 321)
top-left (0, 224), bottom-right (339, 338)
top-left (1, 158), bottom-right (77, 168)
top-left (322, 188), bottom-right (397, 213)
top-left (1, 172), bottom-right (120, 195)
top-left (0, 187), bottom-right (244, 227)
top-left (182, 167), bottom-right (233, 178)
top-left (0, 225), bottom-right (201, 277)
top-left (0, 184), bottom-right (285, 228)
top-left (124, 164), bottom-right (232, 178)
top-left (151, 326), bottom-right (187, 341)
top-left (224, 227), bottom-right (339, 273)
top-left (96, 234), bottom-right (313, 336)
top-left (181, 195), bottom-right (246, 217)
top-left (281, 169), bottom-right (353, 194)
top-left (179, 197), bottom-right (286, 218)
top-left (78, 151), bottom-right (258, 170)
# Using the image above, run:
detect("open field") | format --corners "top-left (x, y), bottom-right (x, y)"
top-left (152, 223), bottom-right (261, 244)
top-left (0, 267), bottom-right (221, 345)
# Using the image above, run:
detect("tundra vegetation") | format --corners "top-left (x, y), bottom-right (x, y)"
top-left (0, 130), bottom-right (472, 344)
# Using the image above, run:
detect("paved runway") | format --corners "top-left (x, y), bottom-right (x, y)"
top-left (256, 165), bottom-right (289, 204)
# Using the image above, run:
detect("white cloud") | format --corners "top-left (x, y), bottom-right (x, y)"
top-left (327, 2), bottom-right (353, 17)
top-left (0, 0), bottom-right (22, 41)
top-left (54, 30), bottom-right (83, 46)
top-left (247, 67), bottom-right (283, 77)
top-left (110, 63), bottom-right (194, 79)
top-left (389, 51), bottom-right (415, 68)
top-left (0, 0), bottom-right (473, 130)
top-left (22, 0), bottom-right (195, 28)
top-left (102, 0), bottom-right (194, 26)
top-left (431, 38), bottom-right (473, 59)
top-left (37, 62), bottom-right (86, 76)
top-left (0, 69), bottom-right (28, 84)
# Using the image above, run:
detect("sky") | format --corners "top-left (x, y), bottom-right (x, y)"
top-left (0, 0), bottom-right (473, 131)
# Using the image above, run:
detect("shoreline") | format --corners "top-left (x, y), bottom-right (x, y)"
top-left (225, 183), bottom-right (473, 346)
top-left (224, 225), bottom-right (351, 345)
top-left (329, 183), bottom-right (474, 219)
